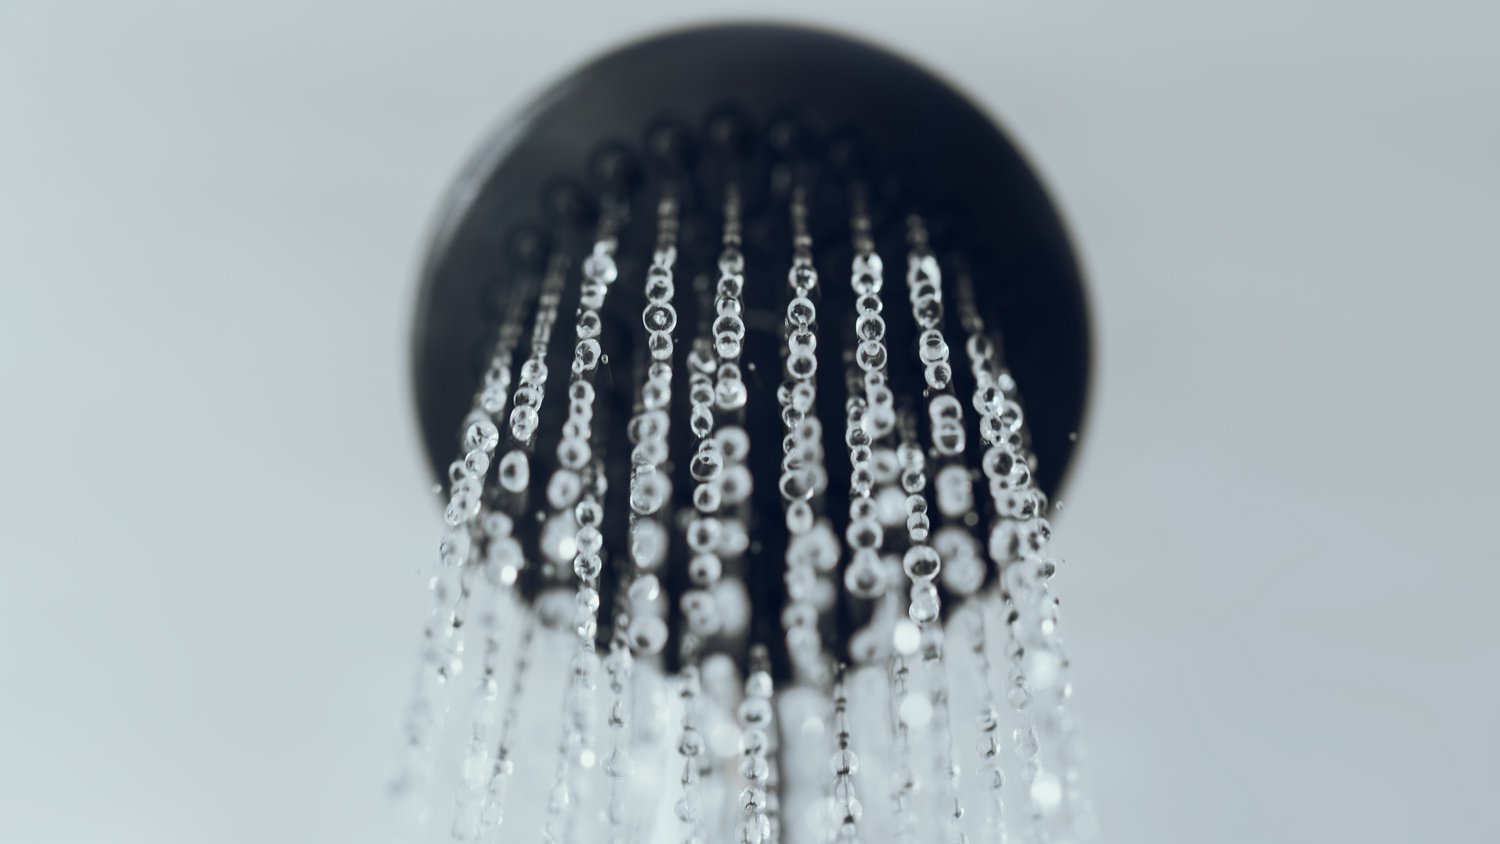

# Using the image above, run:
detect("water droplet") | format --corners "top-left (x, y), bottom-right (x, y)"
top-left (629, 518), bottom-right (667, 568)
top-left (573, 552), bottom-right (602, 580)
top-left (439, 528), bottom-right (471, 567)
top-left (556, 436), bottom-right (590, 470)
top-left (627, 615), bottom-right (667, 654)
top-left (789, 264), bottom-right (817, 290)
top-left (630, 471), bottom-right (668, 515)
top-left (918, 329), bottom-right (949, 363)
top-left (444, 492), bottom-right (480, 526)
top-left (902, 545), bottom-right (942, 581)
top-left (583, 252), bottom-right (617, 283)
top-left (925, 361), bottom-right (953, 390)
top-left (686, 518), bottom-right (722, 553)
top-left (909, 582), bottom-right (941, 623)
top-left (690, 444), bottom-right (724, 481)
top-left (787, 349), bottom-right (817, 379)
top-left (708, 379), bottom-right (744, 413)
top-left (787, 296), bottom-right (815, 326)
top-left (644, 303), bottom-right (677, 332)
top-left (546, 469), bottom-right (581, 508)
top-left (576, 310), bottom-right (601, 339)
top-left (720, 465), bottom-right (752, 505)
top-left (520, 357), bottom-right (548, 384)
top-left (646, 283), bottom-right (674, 314)
top-left (844, 552), bottom-right (886, 599)
top-left (498, 451), bottom-right (529, 492)
top-left (509, 406), bottom-right (539, 441)
top-left (788, 328), bottom-right (816, 356)
top-left (715, 334), bottom-right (743, 360)
top-left (845, 518), bottom-right (883, 551)
top-left (464, 420), bottom-right (500, 452)
top-left (573, 339), bottom-right (601, 372)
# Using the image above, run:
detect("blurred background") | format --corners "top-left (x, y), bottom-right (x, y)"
top-left (1, 1), bottom-right (1496, 841)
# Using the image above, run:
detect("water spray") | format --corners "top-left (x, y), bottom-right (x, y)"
top-left (398, 24), bottom-right (1094, 844)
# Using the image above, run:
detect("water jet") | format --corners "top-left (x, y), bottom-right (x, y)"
top-left (396, 23), bottom-right (1096, 844)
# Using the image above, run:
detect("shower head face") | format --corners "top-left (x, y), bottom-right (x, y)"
top-left (413, 23), bottom-right (1090, 503)
top-left (397, 27), bottom-right (1101, 841)
top-left (410, 24), bottom-right (1091, 679)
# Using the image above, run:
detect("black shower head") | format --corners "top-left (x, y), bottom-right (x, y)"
top-left (413, 23), bottom-right (1090, 499)
top-left (409, 23), bottom-right (1090, 677)
top-left (393, 28), bottom-right (1102, 843)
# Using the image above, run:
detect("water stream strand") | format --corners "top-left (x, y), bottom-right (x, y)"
top-left (900, 217), bottom-right (968, 844)
top-left (962, 605), bottom-right (1009, 844)
top-left (476, 619), bottom-right (537, 842)
top-left (681, 186), bottom-right (751, 646)
top-left (844, 191), bottom-right (918, 844)
top-left (444, 288), bottom-right (534, 838)
top-left (603, 633), bottom-right (635, 844)
top-left (842, 188), bottom-right (897, 614)
top-left (391, 279), bottom-right (533, 841)
top-left (624, 195), bottom-right (680, 660)
top-left (540, 224), bottom-right (622, 844)
top-left (830, 665), bottom-right (865, 843)
top-left (763, 686), bottom-right (783, 844)
top-left (737, 647), bottom-right (776, 844)
top-left (885, 649), bottom-right (918, 844)
top-left (780, 185), bottom-right (834, 683)
top-left (674, 666), bottom-right (706, 843)
top-left (953, 265), bottom-right (1095, 841)
top-left (671, 219), bottom-right (725, 844)
top-left (490, 251), bottom-right (571, 569)
top-left (450, 580), bottom-right (514, 840)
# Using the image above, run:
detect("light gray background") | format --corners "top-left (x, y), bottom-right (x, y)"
top-left (2, 1), bottom-right (1496, 841)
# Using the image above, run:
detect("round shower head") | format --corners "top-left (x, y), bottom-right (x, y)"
top-left (408, 22), bottom-right (1092, 684)
top-left (397, 28), bottom-right (1100, 841)
top-left (413, 23), bottom-right (1090, 500)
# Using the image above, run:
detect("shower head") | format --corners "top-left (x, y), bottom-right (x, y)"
top-left (413, 23), bottom-right (1090, 499)
top-left (397, 24), bottom-right (1098, 844)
